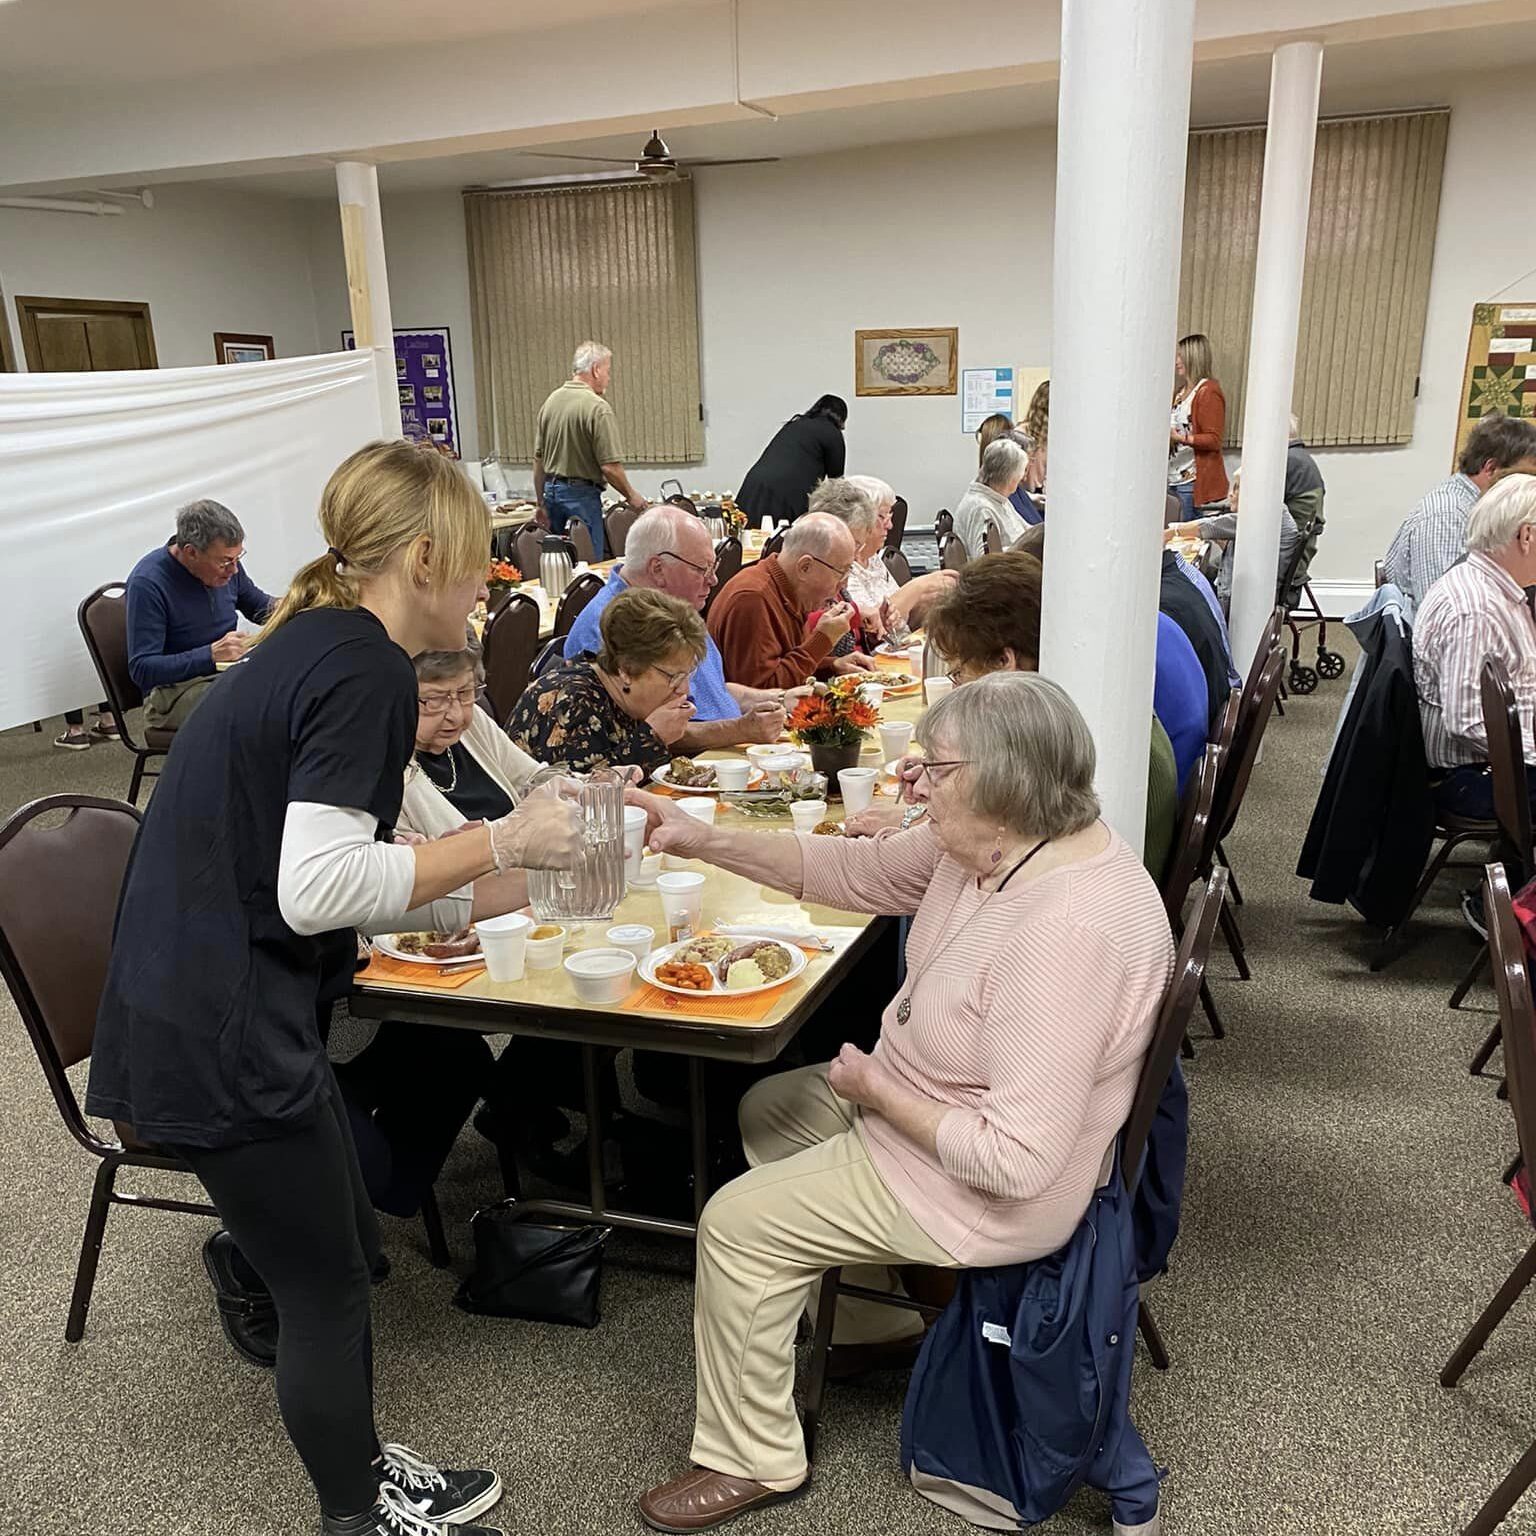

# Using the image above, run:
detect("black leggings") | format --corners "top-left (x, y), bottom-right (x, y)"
top-left (179, 1084), bottom-right (382, 1517)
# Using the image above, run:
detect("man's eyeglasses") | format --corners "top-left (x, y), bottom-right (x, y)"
top-left (810, 554), bottom-right (852, 581)
top-left (660, 550), bottom-right (719, 580)
top-left (418, 687), bottom-right (479, 716)
top-left (210, 548), bottom-right (245, 573)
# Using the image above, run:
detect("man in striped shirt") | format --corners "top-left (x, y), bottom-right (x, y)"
top-left (1414, 474), bottom-right (1536, 827)
top-left (1382, 416), bottom-right (1536, 607)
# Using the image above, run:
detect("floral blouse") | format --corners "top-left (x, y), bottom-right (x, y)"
top-left (506, 655), bottom-right (670, 775)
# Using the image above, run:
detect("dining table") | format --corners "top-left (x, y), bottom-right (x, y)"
top-left (349, 650), bottom-right (931, 1248)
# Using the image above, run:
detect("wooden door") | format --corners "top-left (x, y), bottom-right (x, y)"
top-left (15, 296), bottom-right (157, 371)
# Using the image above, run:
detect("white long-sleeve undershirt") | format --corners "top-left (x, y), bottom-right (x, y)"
top-left (277, 801), bottom-right (473, 938)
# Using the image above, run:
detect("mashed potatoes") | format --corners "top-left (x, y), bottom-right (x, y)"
top-left (724, 959), bottom-right (767, 990)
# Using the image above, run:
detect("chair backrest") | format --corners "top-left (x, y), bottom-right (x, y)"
top-left (982, 522), bottom-right (1002, 556)
top-left (1488, 864), bottom-right (1536, 1190)
top-left (77, 584), bottom-right (143, 741)
top-left (1211, 645), bottom-right (1286, 848)
top-left (1243, 607), bottom-right (1283, 701)
top-left (933, 509), bottom-right (954, 538)
top-left (568, 518), bottom-right (597, 566)
top-left (706, 537), bottom-right (744, 618)
top-left (1213, 687), bottom-right (1241, 758)
top-left (530, 635), bottom-right (567, 680)
top-left (1165, 493), bottom-right (1184, 526)
top-left (553, 570), bottom-right (605, 639)
top-left (885, 496), bottom-right (909, 550)
top-left (1374, 559), bottom-right (1386, 589)
top-left (515, 527), bottom-right (546, 582)
top-left (605, 505), bottom-right (640, 559)
top-left (882, 546), bottom-right (913, 587)
top-left (1160, 741), bottom-right (1222, 919)
top-left (762, 528), bottom-right (786, 559)
top-left (1483, 655), bottom-right (1535, 885)
top-left (482, 590), bottom-right (541, 724)
top-left (0, 795), bottom-right (142, 1152)
top-left (1122, 868), bottom-right (1227, 1185)
top-left (664, 493), bottom-right (698, 518)
top-left (939, 532), bottom-right (969, 571)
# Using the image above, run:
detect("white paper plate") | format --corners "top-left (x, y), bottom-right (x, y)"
top-left (640, 937), bottom-right (808, 997)
top-left (650, 763), bottom-right (766, 794)
top-left (870, 672), bottom-right (921, 695)
top-left (373, 933), bottom-right (484, 967)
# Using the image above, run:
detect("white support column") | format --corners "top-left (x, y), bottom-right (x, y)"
top-left (1228, 41), bottom-right (1323, 678)
top-left (1041, 0), bottom-right (1197, 855)
top-left (335, 161), bottom-right (403, 439)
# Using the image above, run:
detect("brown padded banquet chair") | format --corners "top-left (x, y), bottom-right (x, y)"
top-left (0, 794), bottom-right (217, 1341)
top-left (1441, 863), bottom-right (1536, 1536)
top-left (78, 584), bottom-right (177, 806)
top-left (801, 870), bottom-right (1229, 1458)
top-left (553, 569), bottom-right (605, 640)
top-left (482, 590), bottom-right (541, 727)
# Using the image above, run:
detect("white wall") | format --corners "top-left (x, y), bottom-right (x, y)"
top-left (0, 185), bottom-right (320, 368)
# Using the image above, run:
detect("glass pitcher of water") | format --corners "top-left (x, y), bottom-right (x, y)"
top-left (520, 766), bottom-right (627, 923)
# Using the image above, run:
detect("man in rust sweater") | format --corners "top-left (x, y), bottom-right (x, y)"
top-left (708, 512), bottom-right (861, 689)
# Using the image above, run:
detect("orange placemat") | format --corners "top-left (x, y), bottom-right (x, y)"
top-left (357, 953), bottom-right (486, 989)
top-left (622, 979), bottom-right (786, 1021)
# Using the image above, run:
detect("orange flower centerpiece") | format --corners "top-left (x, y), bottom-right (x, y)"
top-left (788, 679), bottom-right (880, 786)
top-left (486, 557), bottom-right (522, 598)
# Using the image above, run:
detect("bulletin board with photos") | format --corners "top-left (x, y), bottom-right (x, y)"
top-left (343, 325), bottom-right (460, 456)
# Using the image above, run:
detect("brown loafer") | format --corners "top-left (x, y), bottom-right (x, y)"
top-left (638, 1468), bottom-right (806, 1533)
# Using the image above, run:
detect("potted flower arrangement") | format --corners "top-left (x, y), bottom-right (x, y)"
top-left (787, 680), bottom-right (879, 783)
top-left (720, 495), bottom-right (748, 538)
top-left (486, 557), bottom-right (522, 598)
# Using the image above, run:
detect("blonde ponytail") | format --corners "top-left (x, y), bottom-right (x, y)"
top-left (262, 439), bottom-right (489, 641)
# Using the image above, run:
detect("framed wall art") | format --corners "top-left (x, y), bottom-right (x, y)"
top-left (214, 332), bottom-right (275, 364)
top-left (1455, 302), bottom-right (1536, 467)
top-left (854, 327), bottom-right (958, 397)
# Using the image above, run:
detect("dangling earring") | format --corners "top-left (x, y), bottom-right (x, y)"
top-left (620, 677), bottom-right (631, 694)
top-left (991, 827), bottom-right (1004, 866)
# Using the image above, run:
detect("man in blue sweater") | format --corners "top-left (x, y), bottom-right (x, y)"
top-left (126, 499), bottom-right (275, 730)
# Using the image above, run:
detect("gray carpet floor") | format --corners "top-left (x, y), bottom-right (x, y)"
top-left (5, 665), bottom-right (1536, 1536)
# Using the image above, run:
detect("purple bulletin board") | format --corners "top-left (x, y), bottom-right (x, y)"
top-left (343, 325), bottom-right (459, 456)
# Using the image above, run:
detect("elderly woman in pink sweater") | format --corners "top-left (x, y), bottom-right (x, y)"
top-left (630, 672), bottom-right (1175, 1535)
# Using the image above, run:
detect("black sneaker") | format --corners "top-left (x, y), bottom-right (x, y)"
top-left (322, 1483), bottom-right (504, 1536)
top-left (1462, 886), bottom-right (1489, 941)
top-left (380, 1443), bottom-right (503, 1526)
top-left (202, 1229), bottom-right (277, 1369)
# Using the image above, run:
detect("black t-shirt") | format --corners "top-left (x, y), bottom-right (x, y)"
top-left (418, 744), bottom-right (515, 824)
top-left (85, 607), bottom-right (417, 1149)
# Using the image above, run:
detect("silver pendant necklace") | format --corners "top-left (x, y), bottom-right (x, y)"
top-left (893, 837), bottom-right (1050, 1027)
top-left (419, 745), bottom-right (459, 795)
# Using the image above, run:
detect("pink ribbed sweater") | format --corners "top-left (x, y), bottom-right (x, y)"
top-left (799, 821), bottom-right (1174, 1267)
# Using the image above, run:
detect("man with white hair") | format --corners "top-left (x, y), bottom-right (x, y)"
top-left (1414, 473), bottom-right (1536, 828)
top-left (708, 512), bottom-right (868, 689)
top-left (953, 437), bottom-right (1031, 557)
top-left (562, 505), bottom-right (791, 749)
top-left (532, 340), bottom-right (647, 558)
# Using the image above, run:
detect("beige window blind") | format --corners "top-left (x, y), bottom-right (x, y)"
top-left (464, 178), bottom-right (704, 464)
top-left (1178, 108), bottom-right (1449, 447)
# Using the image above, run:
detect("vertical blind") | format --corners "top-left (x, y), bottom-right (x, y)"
top-left (1178, 109), bottom-right (1449, 447)
top-left (464, 178), bottom-right (704, 464)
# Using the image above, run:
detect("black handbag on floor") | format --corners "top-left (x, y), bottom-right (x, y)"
top-left (454, 1201), bottom-right (611, 1328)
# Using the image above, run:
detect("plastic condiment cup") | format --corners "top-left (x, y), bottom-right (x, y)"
top-left (524, 922), bottom-right (568, 969)
top-left (789, 799), bottom-right (828, 834)
top-left (679, 797), bottom-right (718, 826)
top-left (563, 948), bottom-right (637, 1004)
top-left (622, 805), bottom-right (648, 883)
top-left (713, 758), bottom-right (751, 791)
top-left (474, 912), bottom-right (532, 983)
top-left (924, 676), bottom-right (955, 704)
top-left (878, 721), bottom-right (914, 762)
top-left (605, 923), bottom-right (655, 961)
top-left (656, 871), bottom-right (706, 943)
top-left (838, 767), bottom-right (879, 814)
top-left (857, 681), bottom-right (886, 709)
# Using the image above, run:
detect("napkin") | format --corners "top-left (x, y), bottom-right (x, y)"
top-left (713, 922), bottom-right (833, 951)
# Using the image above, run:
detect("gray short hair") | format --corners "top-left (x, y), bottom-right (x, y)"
top-left (979, 438), bottom-right (1028, 491)
top-left (806, 477), bottom-right (878, 538)
top-left (175, 499), bottom-right (244, 551)
top-left (572, 340), bottom-right (612, 375)
top-left (921, 672), bottom-right (1099, 839)
top-left (844, 474), bottom-right (896, 513)
top-left (622, 505), bottom-right (693, 575)
top-left (1466, 472), bottom-right (1536, 554)
top-left (413, 637), bottom-right (485, 688)
top-left (782, 510), bottom-right (855, 563)
top-left (1458, 415), bottom-right (1536, 477)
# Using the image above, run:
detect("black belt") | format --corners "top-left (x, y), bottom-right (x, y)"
top-left (549, 474), bottom-right (600, 487)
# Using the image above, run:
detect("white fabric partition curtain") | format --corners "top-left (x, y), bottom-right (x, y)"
top-left (0, 351), bottom-right (382, 731)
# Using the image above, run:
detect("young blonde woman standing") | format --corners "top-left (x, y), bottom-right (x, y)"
top-left (1168, 332), bottom-right (1228, 518)
top-left (86, 441), bottom-right (582, 1536)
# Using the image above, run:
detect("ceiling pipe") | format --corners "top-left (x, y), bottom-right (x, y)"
top-left (730, 0), bottom-right (778, 122)
top-left (0, 196), bottom-right (123, 215)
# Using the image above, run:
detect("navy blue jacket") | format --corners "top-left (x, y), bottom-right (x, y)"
top-left (901, 1067), bottom-right (1188, 1530)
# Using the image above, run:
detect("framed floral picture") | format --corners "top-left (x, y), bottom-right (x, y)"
top-left (214, 332), bottom-right (275, 365)
top-left (854, 327), bottom-right (958, 397)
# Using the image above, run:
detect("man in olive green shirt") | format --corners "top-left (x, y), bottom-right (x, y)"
top-left (533, 340), bottom-right (647, 559)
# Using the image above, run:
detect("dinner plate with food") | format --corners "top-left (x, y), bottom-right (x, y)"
top-left (372, 929), bottom-right (484, 966)
top-left (650, 756), bottom-right (767, 794)
top-left (641, 935), bottom-right (807, 997)
top-left (871, 670), bottom-right (921, 696)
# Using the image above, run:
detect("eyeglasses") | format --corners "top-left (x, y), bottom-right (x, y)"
top-left (915, 759), bottom-right (970, 784)
top-left (417, 686), bottom-right (479, 716)
top-left (810, 554), bottom-right (852, 581)
top-left (209, 548), bottom-right (245, 573)
top-left (648, 664), bottom-right (692, 694)
top-left (660, 550), bottom-right (719, 580)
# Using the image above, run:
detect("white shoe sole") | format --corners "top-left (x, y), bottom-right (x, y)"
top-left (1114, 1512), bottom-right (1161, 1536)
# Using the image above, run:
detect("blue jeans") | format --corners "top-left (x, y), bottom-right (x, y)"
top-left (545, 478), bottom-right (605, 560)
top-left (1170, 480), bottom-right (1195, 519)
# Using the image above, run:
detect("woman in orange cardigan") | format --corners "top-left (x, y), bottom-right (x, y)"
top-left (1169, 332), bottom-right (1229, 517)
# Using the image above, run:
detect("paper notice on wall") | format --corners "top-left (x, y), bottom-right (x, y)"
top-left (961, 368), bottom-right (1015, 433)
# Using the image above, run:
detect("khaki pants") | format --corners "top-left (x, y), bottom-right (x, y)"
top-left (690, 1063), bottom-right (959, 1487)
top-left (144, 674), bottom-right (216, 731)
